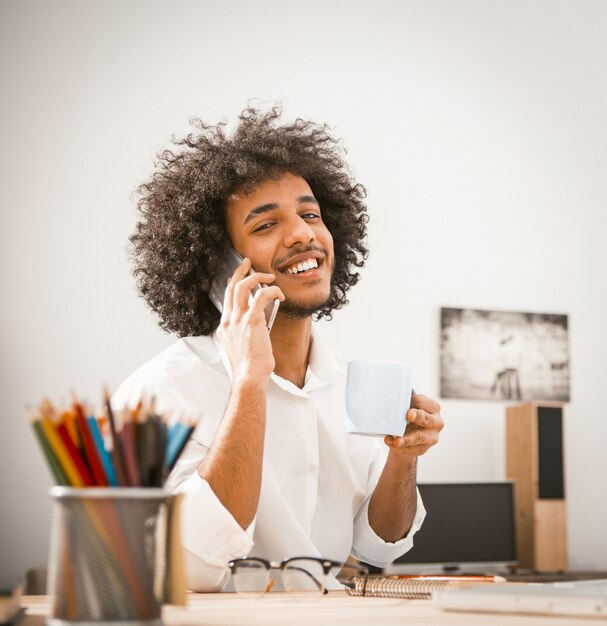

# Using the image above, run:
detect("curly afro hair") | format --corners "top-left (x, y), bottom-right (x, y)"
top-left (130, 106), bottom-right (369, 337)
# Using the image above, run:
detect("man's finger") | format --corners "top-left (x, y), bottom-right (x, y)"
top-left (222, 257), bottom-right (251, 319)
top-left (411, 394), bottom-right (441, 414)
top-left (247, 285), bottom-right (284, 322)
top-left (398, 427), bottom-right (440, 449)
top-left (233, 271), bottom-right (276, 313)
top-left (406, 408), bottom-right (444, 431)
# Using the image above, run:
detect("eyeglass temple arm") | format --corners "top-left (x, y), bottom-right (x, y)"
top-left (285, 566), bottom-right (324, 591)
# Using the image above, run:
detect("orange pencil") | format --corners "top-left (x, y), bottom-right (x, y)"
top-left (39, 414), bottom-right (84, 487)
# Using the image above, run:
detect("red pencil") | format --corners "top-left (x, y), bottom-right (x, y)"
top-left (73, 401), bottom-right (108, 486)
top-left (56, 417), bottom-right (94, 486)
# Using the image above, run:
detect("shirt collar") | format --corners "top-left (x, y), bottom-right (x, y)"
top-left (270, 324), bottom-right (344, 397)
top-left (307, 324), bottom-right (344, 383)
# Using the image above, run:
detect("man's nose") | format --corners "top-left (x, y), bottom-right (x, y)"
top-left (283, 215), bottom-right (315, 247)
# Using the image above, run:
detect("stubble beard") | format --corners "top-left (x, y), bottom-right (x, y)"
top-left (278, 292), bottom-right (332, 319)
top-left (277, 272), bottom-right (333, 320)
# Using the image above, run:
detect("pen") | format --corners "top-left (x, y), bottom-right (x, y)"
top-left (391, 575), bottom-right (506, 583)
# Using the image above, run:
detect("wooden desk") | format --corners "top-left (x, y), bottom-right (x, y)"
top-left (21, 592), bottom-right (601, 626)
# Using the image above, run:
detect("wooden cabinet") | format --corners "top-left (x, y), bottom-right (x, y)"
top-left (506, 402), bottom-right (567, 571)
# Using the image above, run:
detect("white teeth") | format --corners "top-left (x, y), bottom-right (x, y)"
top-left (285, 258), bottom-right (319, 274)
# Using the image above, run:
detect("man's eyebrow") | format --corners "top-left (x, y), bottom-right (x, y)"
top-left (298, 195), bottom-right (319, 206)
top-left (243, 202), bottom-right (278, 225)
top-left (243, 196), bottom-right (319, 225)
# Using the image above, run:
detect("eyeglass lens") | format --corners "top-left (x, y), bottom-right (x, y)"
top-left (281, 559), bottom-right (331, 593)
top-left (232, 559), bottom-right (272, 598)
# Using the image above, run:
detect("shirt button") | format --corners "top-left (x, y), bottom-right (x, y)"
top-left (308, 462), bottom-right (317, 472)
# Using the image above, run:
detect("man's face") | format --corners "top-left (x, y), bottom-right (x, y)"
top-left (225, 172), bottom-right (334, 318)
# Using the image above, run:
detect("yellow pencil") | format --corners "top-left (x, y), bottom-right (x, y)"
top-left (40, 416), bottom-right (84, 487)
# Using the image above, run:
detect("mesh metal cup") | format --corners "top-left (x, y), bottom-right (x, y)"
top-left (47, 487), bottom-right (173, 625)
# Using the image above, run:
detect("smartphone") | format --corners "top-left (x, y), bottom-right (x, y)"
top-left (208, 247), bottom-right (280, 332)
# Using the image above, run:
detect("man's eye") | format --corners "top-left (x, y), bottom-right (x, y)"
top-left (253, 223), bottom-right (274, 233)
top-left (302, 213), bottom-right (320, 220)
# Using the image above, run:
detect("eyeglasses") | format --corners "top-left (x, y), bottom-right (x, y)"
top-left (228, 556), bottom-right (369, 598)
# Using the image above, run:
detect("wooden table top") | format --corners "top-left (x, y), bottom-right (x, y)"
top-left (21, 591), bottom-right (604, 626)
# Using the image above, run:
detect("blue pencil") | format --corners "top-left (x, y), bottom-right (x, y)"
top-left (88, 415), bottom-right (118, 487)
top-left (165, 421), bottom-right (194, 471)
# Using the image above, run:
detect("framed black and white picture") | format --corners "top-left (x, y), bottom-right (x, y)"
top-left (440, 307), bottom-right (570, 402)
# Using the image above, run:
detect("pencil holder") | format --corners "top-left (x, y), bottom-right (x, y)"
top-left (47, 487), bottom-right (179, 626)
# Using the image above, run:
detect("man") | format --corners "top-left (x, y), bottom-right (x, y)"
top-left (114, 107), bottom-right (444, 591)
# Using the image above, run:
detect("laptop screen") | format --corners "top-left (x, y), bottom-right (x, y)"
top-left (392, 482), bottom-right (517, 570)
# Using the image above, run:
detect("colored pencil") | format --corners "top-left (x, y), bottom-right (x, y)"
top-left (39, 415), bottom-right (84, 487)
top-left (165, 419), bottom-right (195, 477)
top-left (88, 415), bottom-right (118, 487)
top-left (165, 421), bottom-right (193, 470)
top-left (73, 401), bottom-right (108, 486)
top-left (29, 410), bottom-right (70, 485)
top-left (120, 409), bottom-right (141, 487)
top-left (30, 390), bottom-right (198, 488)
top-left (56, 417), bottom-right (95, 486)
top-left (140, 411), bottom-right (157, 487)
top-left (103, 388), bottom-right (128, 486)
top-left (152, 415), bottom-right (167, 488)
top-left (64, 410), bottom-right (81, 450)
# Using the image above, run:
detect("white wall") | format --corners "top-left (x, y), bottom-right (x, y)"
top-left (2, 0), bottom-right (606, 578)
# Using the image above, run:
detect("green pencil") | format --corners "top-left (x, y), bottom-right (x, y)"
top-left (29, 410), bottom-right (70, 485)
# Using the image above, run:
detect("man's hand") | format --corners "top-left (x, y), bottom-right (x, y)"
top-left (368, 393), bottom-right (442, 542)
top-left (216, 257), bottom-right (284, 384)
top-left (384, 394), bottom-right (444, 457)
top-left (201, 257), bottom-right (284, 530)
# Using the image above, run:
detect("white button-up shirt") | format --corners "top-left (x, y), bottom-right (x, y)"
top-left (113, 326), bottom-right (425, 591)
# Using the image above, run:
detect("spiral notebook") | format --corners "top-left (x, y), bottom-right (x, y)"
top-left (345, 575), bottom-right (505, 599)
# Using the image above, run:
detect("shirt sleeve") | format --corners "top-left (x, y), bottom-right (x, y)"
top-left (351, 487), bottom-right (426, 567)
top-left (165, 438), bottom-right (256, 591)
top-left (350, 437), bottom-right (426, 567)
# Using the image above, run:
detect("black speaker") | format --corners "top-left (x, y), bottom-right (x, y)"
top-left (537, 406), bottom-right (565, 500)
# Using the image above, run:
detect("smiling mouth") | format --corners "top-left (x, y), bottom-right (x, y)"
top-left (280, 257), bottom-right (322, 275)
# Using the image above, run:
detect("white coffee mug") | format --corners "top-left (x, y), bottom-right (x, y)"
top-left (345, 360), bottom-right (413, 436)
